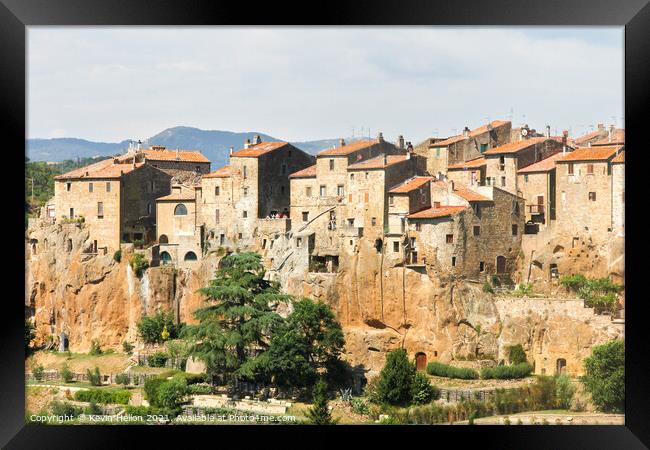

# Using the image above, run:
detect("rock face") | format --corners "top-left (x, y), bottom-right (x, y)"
top-left (26, 221), bottom-right (623, 378)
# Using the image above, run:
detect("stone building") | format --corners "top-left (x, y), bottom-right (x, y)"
top-left (574, 124), bottom-right (624, 147)
top-left (386, 176), bottom-right (434, 253)
top-left (446, 156), bottom-right (487, 187)
top-left (611, 151), bottom-right (625, 235)
top-left (483, 137), bottom-right (564, 196)
top-left (554, 145), bottom-right (624, 238)
top-left (199, 165), bottom-right (234, 248)
top-left (414, 120), bottom-right (511, 178)
top-left (53, 155), bottom-right (171, 252)
top-left (138, 144), bottom-right (211, 176)
top-left (156, 185), bottom-right (202, 267)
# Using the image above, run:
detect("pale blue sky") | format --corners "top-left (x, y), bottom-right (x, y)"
top-left (27, 26), bottom-right (624, 143)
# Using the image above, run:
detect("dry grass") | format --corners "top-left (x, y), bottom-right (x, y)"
top-left (27, 350), bottom-right (132, 374)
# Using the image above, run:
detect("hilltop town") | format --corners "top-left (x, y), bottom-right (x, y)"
top-left (25, 120), bottom-right (625, 415)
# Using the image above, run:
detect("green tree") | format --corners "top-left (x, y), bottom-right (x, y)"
top-left (508, 344), bottom-right (527, 364)
top-left (156, 377), bottom-right (190, 415)
top-left (582, 340), bottom-right (624, 412)
top-left (182, 252), bottom-right (285, 384)
top-left (137, 311), bottom-right (181, 344)
top-left (411, 371), bottom-right (438, 405)
top-left (376, 348), bottom-right (416, 406)
top-left (306, 378), bottom-right (337, 425)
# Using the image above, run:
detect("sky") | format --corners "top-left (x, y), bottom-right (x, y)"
top-left (27, 27), bottom-right (624, 144)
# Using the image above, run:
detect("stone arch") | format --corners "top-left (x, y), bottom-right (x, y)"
top-left (184, 251), bottom-right (198, 261)
top-left (174, 204), bottom-right (188, 216)
top-left (160, 251), bottom-right (172, 265)
top-left (159, 234), bottom-right (169, 244)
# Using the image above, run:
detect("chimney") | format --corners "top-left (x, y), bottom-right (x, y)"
top-left (545, 125), bottom-right (551, 138)
top-left (397, 135), bottom-right (405, 150)
top-left (254, 134), bottom-right (262, 145)
top-left (597, 123), bottom-right (605, 132)
top-left (229, 146), bottom-right (234, 156)
top-left (176, 148), bottom-right (180, 160)
top-left (377, 132), bottom-right (384, 143)
top-left (609, 124), bottom-right (615, 142)
top-left (244, 138), bottom-right (251, 149)
top-left (463, 127), bottom-right (470, 138)
top-left (383, 154), bottom-right (387, 166)
top-left (339, 138), bottom-right (346, 147)
top-left (562, 130), bottom-right (568, 154)
top-left (137, 140), bottom-right (142, 151)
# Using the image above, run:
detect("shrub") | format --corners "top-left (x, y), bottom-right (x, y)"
top-left (426, 361), bottom-right (479, 380)
top-left (137, 311), bottom-right (181, 344)
top-left (306, 379), bottom-right (337, 425)
top-left (555, 374), bottom-right (576, 409)
top-left (60, 364), bottom-right (74, 383)
top-left (507, 344), bottom-right (527, 365)
top-left (87, 367), bottom-right (102, 386)
top-left (491, 275), bottom-right (501, 287)
top-left (482, 281), bottom-right (494, 294)
top-left (173, 372), bottom-right (206, 385)
top-left (144, 377), bottom-right (167, 407)
top-left (582, 339), bottom-right (624, 412)
top-left (411, 371), bottom-right (439, 405)
top-left (74, 388), bottom-right (132, 405)
top-left (89, 339), bottom-right (103, 355)
top-left (156, 377), bottom-right (190, 414)
top-left (481, 362), bottom-right (533, 380)
top-left (513, 283), bottom-right (534, 297)
top-left (130, 253), bottom-right (149, 277)
top-left (84, 402), bottom-right (103, 415)
top-left (32, 364), bottom-right (45, 381)
top-left (561, 275), bottom-right (622, 313)
top-left (188, 384), bottom-right (213, 395)
top-left (113, 249), bottom-right (122, 263)
top-left (115, 373), bottom-right (130, 387)
top-left (376, 349), bottom-right (416, 406)
top-left (350, 397), bottom-right (370, 415)
top-left (50, 400), bottom-right (82, 418)
top-left (122, 341), bottom-right (134, 355)
top-left (133, 239), bottom-right (145, 249)
top-left (148, 352), bottom-right (169, 368)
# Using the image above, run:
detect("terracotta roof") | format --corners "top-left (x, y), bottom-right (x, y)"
top-left (556, 145), bottom-right (623, 162)
top-left (611, 151), bottom-right (625, 164)
top-left (54, 158), bottom-right (144, 180)
top-left (592, 129), bottom-right (625, 146)
top-left (482, 137), bottom-right (547, 155)
top-left (431, 120), bottom-right (510, 147)
top-left (318, 140), bottom-right (377, 156)
top-left (389, 176), bottom-right (433, 193)
top-left (574, 130), bottom-right (604, 145)
top-left (142, 148), bottom-right (210, 163)
top-left (447, 157), bottom-right (487, 170)
top-left (407, 205), bottom-right (467, 219)
top-left (451, 185), bottom-right (492, 202)
top-left (230, 141), bottom-right (288, 157)
top-left (203, 166), bottom-right (231, 178)
top-left (347, 154), bottom-right (408, 170)
top-left (517, 152), bottom-right (566, 174)
top-left (289, 164), bottom-right (317, 178)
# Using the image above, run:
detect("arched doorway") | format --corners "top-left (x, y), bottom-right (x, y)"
top-left (184, 251), bottom-right (198, 261)
top-left (415, 352), bottom-right (427, 371)
top-left (496, 255), bottom-right (506, 274)
top-left (160, 251), bottom-right (172, 265)
top-left (556, 358), bottom-right (567, 375)
top-left (159, 234), bottom-right (169, 244)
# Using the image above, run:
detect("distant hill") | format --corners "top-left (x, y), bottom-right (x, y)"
top-left (26, 127), bottom-right (366, 169)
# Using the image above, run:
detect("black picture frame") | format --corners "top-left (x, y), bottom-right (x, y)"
top-left (3, 0), bottom-right (648, 447)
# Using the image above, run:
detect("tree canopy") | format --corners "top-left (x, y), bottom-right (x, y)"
top-left (582, 339), bottom-right (625, 413)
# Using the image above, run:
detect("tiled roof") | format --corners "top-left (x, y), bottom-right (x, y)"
top-left (447, 157), bottom-right (487, 170)
top-left (389, 176), bottom-right (433, 193)
top-left (318, 139), bottom-right (377, 156)
top-left (556, 145), bottom-right (623, 162)
top-left (347, 154), bottom-right (408, 170)
top-left (611, 151), bottom-right (625, 164)
top-left (142, 148), bottom-right (210, 163)
top-left (289, 164), bottom-right (317, 178)
top-left (482, 137), bottom-right (547, 155)
top-left (517, 152), bottom-right (566, 174)
top-left (203, 166), bottom-right (231, 178)
top-left (431, 120), bottom-right (510, 147)
top-left (452, 185), bottom-right (492, 202)
top-left (407, 205), bottom-right (467, 219)
top-left (54, 158), bottom-right (144, 180)
top-left (574, 130), bottom-right (604, 145)
top-left (230, 141), bottom-right (288, 157)
top-left (592, 129), bottom-right (625, 146)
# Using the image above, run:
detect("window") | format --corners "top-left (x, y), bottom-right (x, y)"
top-left (66, 182), bottom-right (71, 192)
top-left (306, 186), bottom-right (312, 197)
top-left (320, 185), bottom-right (327, 197)
top-left (350, 173), bottom-right (354, 179)
top-left (371, 217), bottom-right (377, 226)
top-left (150, 180), bottom-right (155, 192)
top-left (389, 196), bottom-right (394, 206)
top-left (97, 202), bottom-right (103, 218)
top-left (147, 203), bottom-right (152, 215)
top-left (329, 159), bottom-right (334, 170)
top-left (174, 204), bottom-right (187, 215)
top-left (524, 174), bottom-right (529, 182)
top-left (281, 186), bottom-right (285, 195)
top-left (160, 251), bottom-right (171, 265)
top-left (281, 164), bottom-right (286, 174)
top-left (350, 240), bottom-right (353, 246)
top-left (434, 201), bottom-right (441, 208)
top-left (587, 164), bottom-right (594, 174)
top-left (106, 182), bottom-right (111, 192)
top-left (337, 185), bottom-right (344, 196)
top-left (302, 211), bottom-right (309, 222)
top-left (446, 234), bottom-right (453, 244)
top-left (184, 251), bottom-right (198, 261)
top-left (159, 234), bottom-right (169, 244)
top-left (472, 203), bottom-right (481, 216)
top-left (512, 224), bottom-right (518, 235)
top-left (436, 148), bottom-right (441, 157)
top-left (243, 187), bottom-right (248, 196)
top-left (415, 222), bottom-right (421, 231)
top-left (296, 237), bottom-right (302, 248)
top-left (473, 226), bottom-right (481, 236)
top-left (589, 192), bottom-right (596, 201)
top-left (215, 209), bottom-right (220, 224)
top-left (568, 163), bottom-right (574, 175)
top-left (499, 156), bottom-right (505, 171)
top-left (479, 261), bottom-right (485, 272)
top-left (195, 165), bottom-right (200, 172)
top-left (219, 234), bottom-right (225, 245)
top-left (393, 242), bottom-right (399, 252)
top-left (243, 166), bottom-right (247, 179)
top-left (451, 256), bottom-right (456, 267)
top-left (288, 150), bottom-right (292, 158)
top-left (480, 143), bottom-right (487, 153)
top-left (238, 233), bottom-right (243, 240)
top-left (501, 176), bottom-right (506, 187)
top-left (88, 182), bottom-right (93, 193)
top-left (365, 172), bottom-right (369, 179)
top-left (243, 210), bottom-right (248, 218)
top-left (215, 186), bottom-right (220, 196)
top-left (347, 218), bottom-right (354, 226)
top-left (69, 207), bottom-right (74, 218)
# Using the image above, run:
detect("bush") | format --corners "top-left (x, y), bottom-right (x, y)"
top-left (481, 362), bottom-right (533, 380)
top-left (87, 367), bottom-right (102, 386)
top-left (582, 340), bottom-right (624, 412)
top-left (555, 374), bottom-right (576, 409)
top-left (188, 384), bottom-right (213, 395)
top-left (560, 275), bottom-right (622, 313)
top-left (89, 339), bottom-right (103, 355)
top-left (60, 364), bottom-right (74, 383)
top-left (173, 372), bottom-right (206, 385)
top-left (350, 397), bottom-right (370, 415)
top-left (133, 239), bottom-right (145, 249)
top-left (113, 249), bottom-right (122, 263)
top-left (426, 361), bottom-right (479, 380)
top-left (411, 371), bottom-right (439, 405)
top-left (122, 341), bottom-right (134, 355)
top-left (74, 388), bottom-right (132, 405)
top-left (50, 400), bottom-right (82, 417)
top-left (512, 283), bottom-right (534, 297)
top-left (482, 281), bottom-right (494, 294)
top-left (306, 379), bottom-right (337, 425)
top-left (137, 311), bottom-right (181, 344)
top-left (491, 275), bottom-right (501, 287)
top-left (148, 352), bottom-right (169, 368)
top-left (32, 364), bottom-right (45, 381)
top-left (156, 377), bottom-right (190, 414)
top-left (115, 373), bottom-right (130, 387)
top-left (376, 349), bottom-right (416, 406)
top-left (130, 253), bottom-right (149, 277)
top-left (507, 344), bottom-right (527, 365)
top-left (84, 402), bottom-right (103, 415)
top-left (144, 377), bottom-right (167, 407)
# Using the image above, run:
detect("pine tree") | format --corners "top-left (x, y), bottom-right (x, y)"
top-left (306, 379), bottom-right (337, 425)
top-left (376, 348), bottom-right (416, 406)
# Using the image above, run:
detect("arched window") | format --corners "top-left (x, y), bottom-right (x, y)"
top-left (160, 251), bottom-right (172, 265)
top-left (174, 204), bottom-right (187, 216)
top-left (159, 234), bottom-right (169, 244)
top-left (184, 251), bottom-right (197, 261)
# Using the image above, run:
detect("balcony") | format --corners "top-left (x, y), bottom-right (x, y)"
top-left (527, 204), bottom-right (545, 224)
